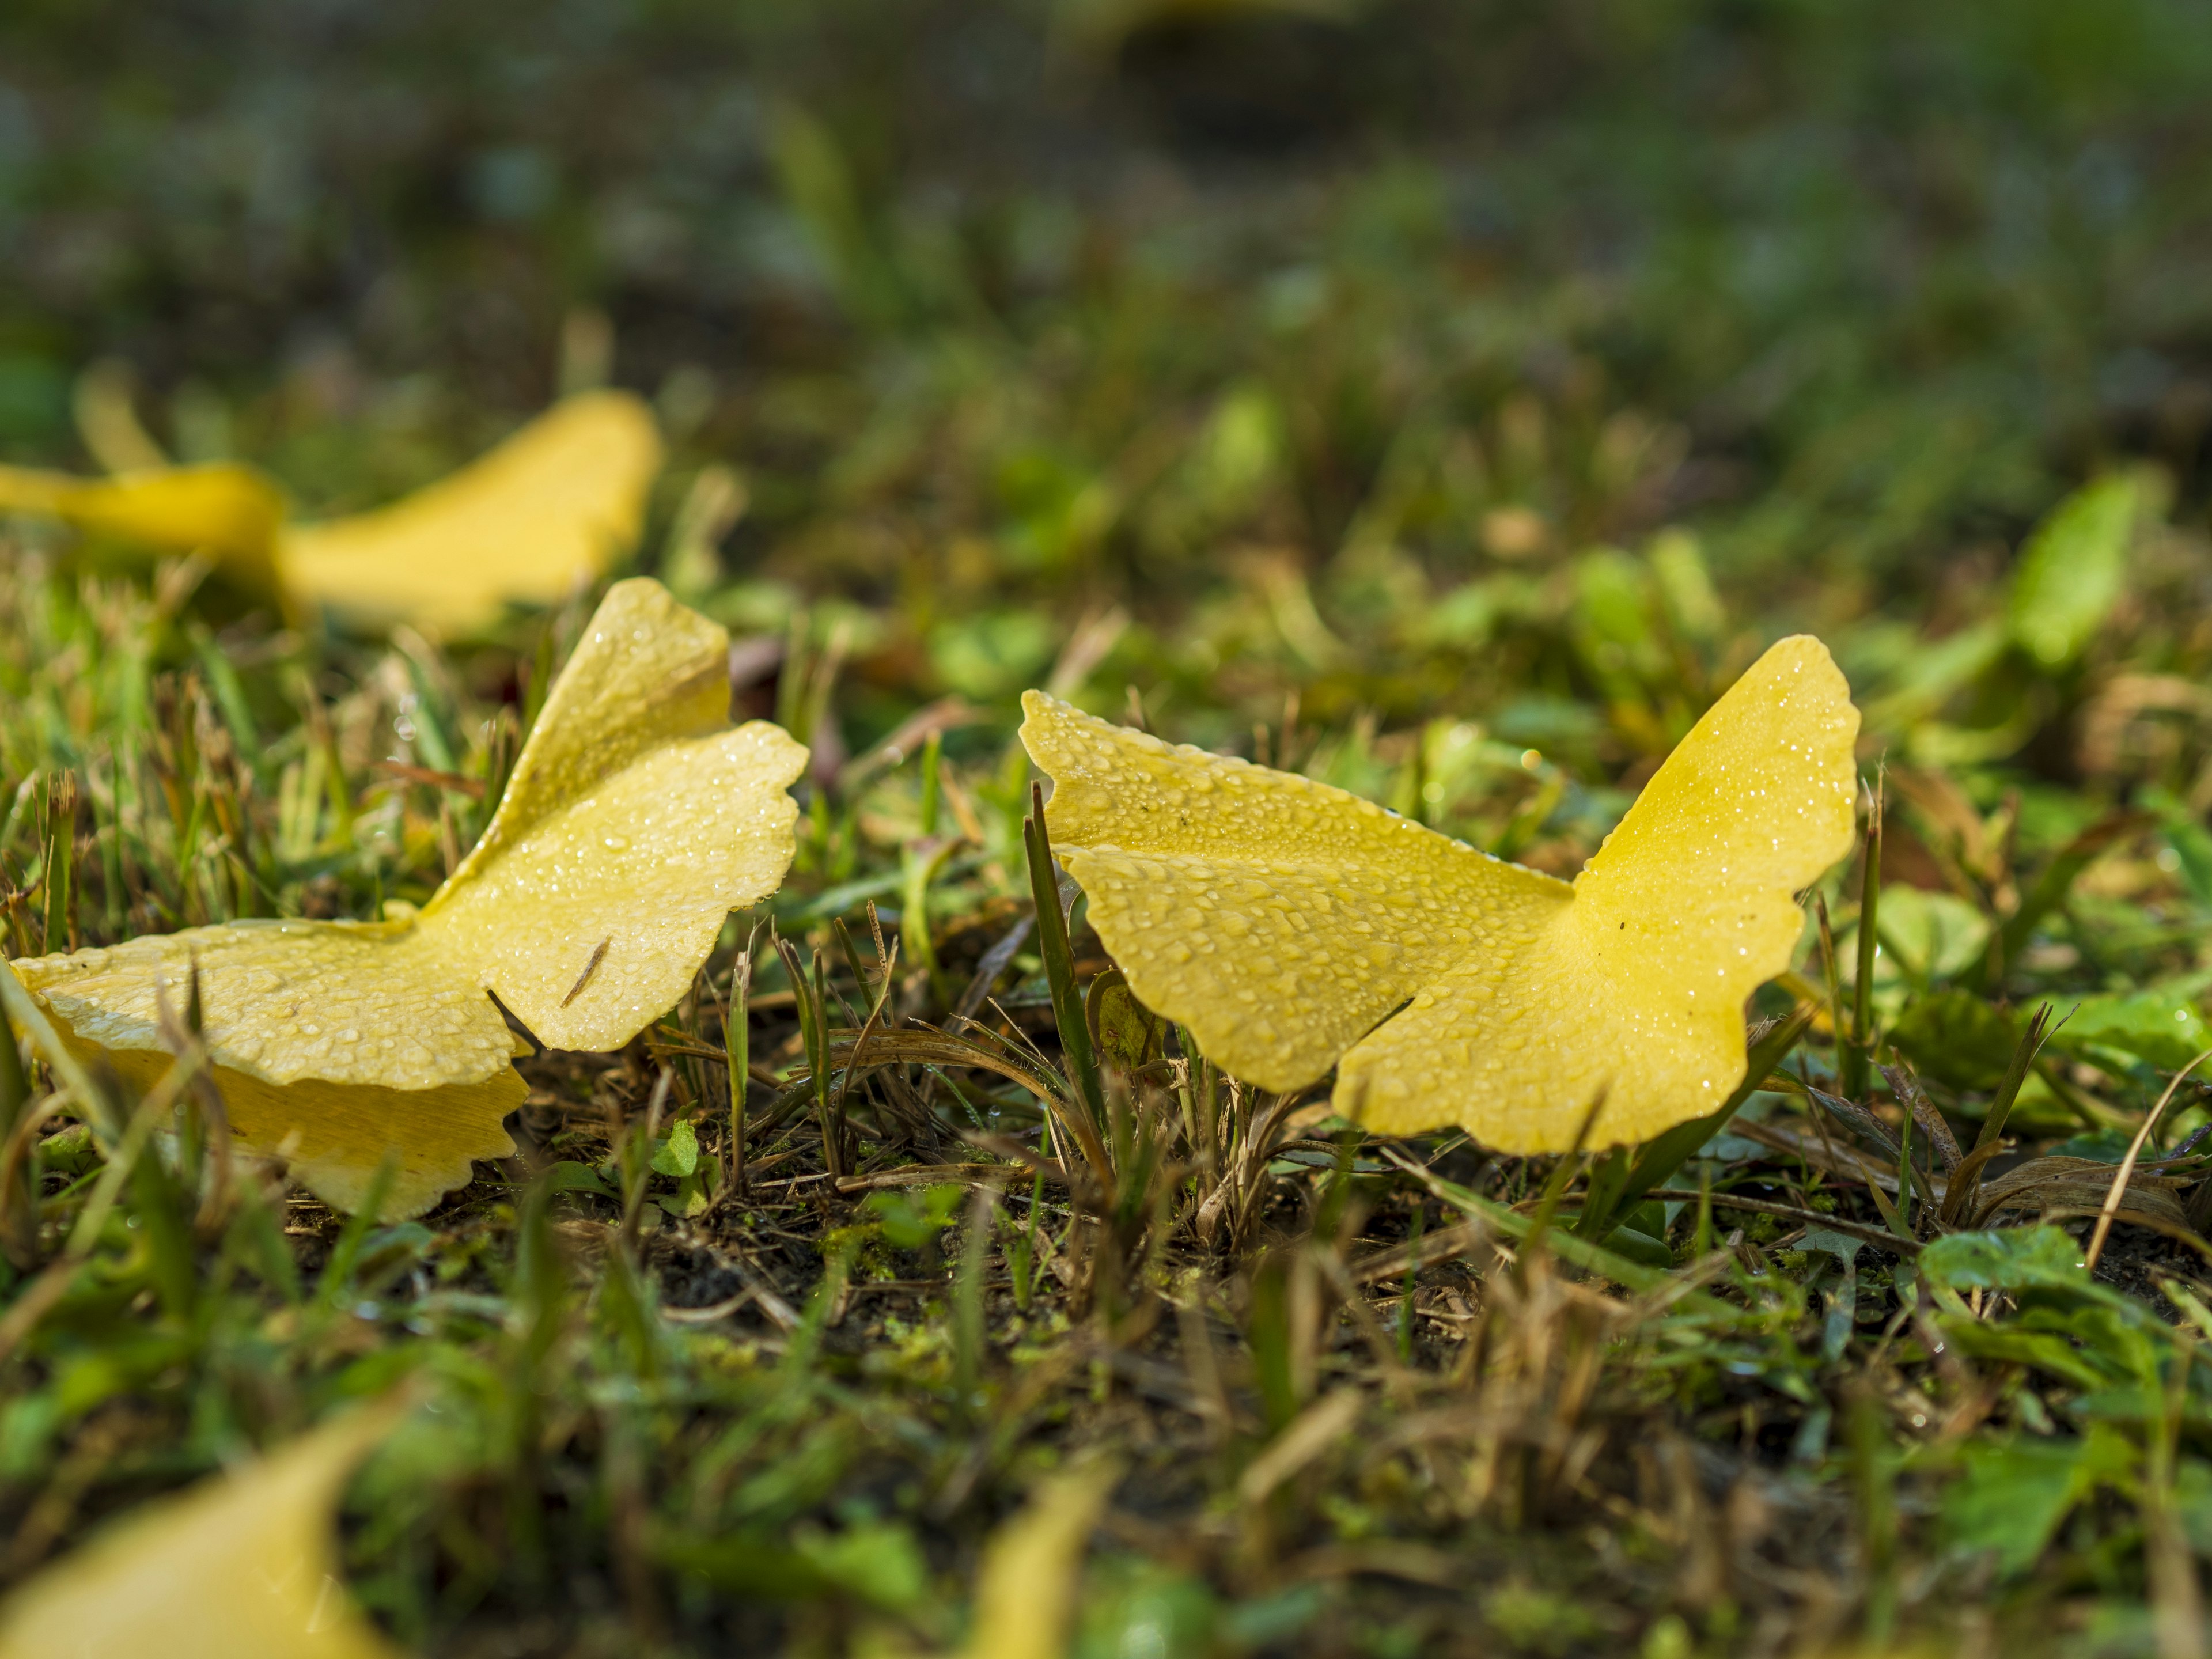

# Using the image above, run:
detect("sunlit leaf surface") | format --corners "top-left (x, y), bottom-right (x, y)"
top-left (10, 578), bottom-right (805, 1215)
top-left (1023, 635), bottom-right (1859, 1150)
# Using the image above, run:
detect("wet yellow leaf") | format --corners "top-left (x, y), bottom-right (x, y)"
top-left (0, 1402), bottom-right (408, 1659)
top-left (1021, 635), bottom-right (1858, 1152)
top-left (12, 578), bottom-right (806, 1216)
top-left (0, 391), bottom-right (661, 630)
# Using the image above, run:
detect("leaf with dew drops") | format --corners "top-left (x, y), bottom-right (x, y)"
top-left (9, 578), bottom-right (806, 1217)
top-left (1019, 635), bottom-right (1859, 1153)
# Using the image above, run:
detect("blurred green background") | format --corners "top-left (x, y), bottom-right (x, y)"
top-left (1, 0), bottom-right (2209, 751)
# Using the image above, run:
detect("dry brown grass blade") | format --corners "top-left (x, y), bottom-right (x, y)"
top-left (1350, 1218), bottom-right (1491, 1283)
top-left (1238, 1389), bottom-right (1365, 1505)
top-left (1732, 1113), bottom-right (1907, 1195)
top-left (1971, 1156), bottom-right (2193, 1230)
top-left (835, 1162), bottom-right (1032, 1193)
top-left (1883, 1062), bottom-right (1960, 1173)
top-left (2085, 1047), bottom-right (2212, 1273)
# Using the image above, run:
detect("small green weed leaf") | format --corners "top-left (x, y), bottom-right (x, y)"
top-left (1918, 1226), bottom-right (2085, 1293)
top-left (1938, 1323), bottom-right (2116, 1393)
top-left (1483, 1581), bottom-right (1617, 1654)
top-left (36, 1122), bottom-right (100, 1179)
top-left (1649, 529), bottom-right (1724, 643)
top-left (1088, 968), bottom-right (1165, 1074)
top-left (541, 1160), bottom-right (616, 1196)
top-left (1603, 1226), bottom-right (1674, 1268)
top-left (658, 1176), bottom-right (713, 1219)
top-left (2046, 1128), bottom-right (2134, 1163)
top-left (2007, 474), bottom-right (2137, 668)
top-left (862, 1184), bottom-right (964, 1248)
top-left (1075, 1559), bottom-right (1220, 1659)
top-left (1219, 1585), bottom-right (1328, 1649)
top-left (650, 1119), bottom-right (700, 1179)
top-left (931, 610), bottom-right (1058, 700)
top-left (1189, 382), bottom-right (1283, 518)
top-left (1571, 549), bottom-right (1664, 671)
top-left (1805, 1227), bottom-right (1863, 1362)
top-left (2164, 817), bottom-right (2212, 907)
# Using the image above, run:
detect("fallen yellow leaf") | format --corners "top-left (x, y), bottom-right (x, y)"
top-left (281, 391), bottom-right (663, 628)
top-left (12, 577), bottom-right (806, 1216)
top-left (962, 1459), bottom-right (1118, 1659)
top-left (0, 459), bottom-right (288, 592)
top-left (0, 391), bottom-right (662, 630)
top-left (1021, 635), bottom-right (1859, 1152)
top-left (0, 1401), bottom-right (409, 1659)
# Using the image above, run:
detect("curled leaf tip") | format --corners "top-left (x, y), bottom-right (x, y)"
top-left (1020, 634), bottom-right (1859, 1153)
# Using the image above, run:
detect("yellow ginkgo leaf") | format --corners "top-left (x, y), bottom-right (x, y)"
top-left (11, 577), bottom-right (806, 1217)
top-left (1021, 635), bottom-right (1859, 1152)
top-left (0, 1401), bottom-right (408, 1659)
top-left (961, 1460), bottom-right (1119, 1659)
top-left (0, 391), bottom-right (662, 630)
top-left (281, 390), bottom-right (664, 628)
top-left (0, 460), bottom-right (289, 592)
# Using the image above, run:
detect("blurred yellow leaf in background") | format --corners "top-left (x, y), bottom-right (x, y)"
top-left (281, 391), bottom-right (662, 627)
top-left (961, 1460), bottom-right (1118, 1659)
top-left (0, 1402), bottom-right (408, 1659)
top-left (0, 390), bottom-right (662, 631)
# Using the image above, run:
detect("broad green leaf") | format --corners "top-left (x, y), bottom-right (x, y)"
top-left (863, 1184), bottom-right (965, 1249)
top-left (1873, 885), bottom-right (1990, 984)
top-left (794, 1520), bottom-right (929, 1613)
top-left (1919, 1225), bottom-right (2086, 1294)
top-left (2006, 475), bottom-right (2137, 669)
top-left (1942, 1427), bottom-right (2137, 1578)
top-left (541, 1160), bottom-right (616, 1196)
top-left (1890, 988), bottom-right (2020, 1090)
top-left (2049, 987), bottom-right (2211, 1073)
